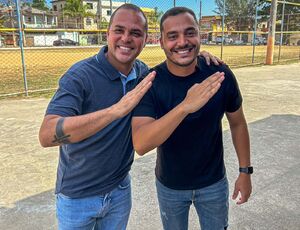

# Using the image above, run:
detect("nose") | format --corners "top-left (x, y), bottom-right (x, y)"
top-left (177, 34), bottom-right (188, 47)
top-left (121, 32), bottom-right (132, 43)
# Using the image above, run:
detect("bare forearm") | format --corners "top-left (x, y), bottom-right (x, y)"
top-left (39, 106), bottom-right (118, 147)
top-left (230, 123), bottom-right (251, 167)
top-left (133, 104), bottom-right (188, 155)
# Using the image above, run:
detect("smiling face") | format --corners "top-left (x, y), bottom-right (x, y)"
top-left (160, 12), bottom-right (200, 74)
top-left (106, 8), bottom-right (147, 74)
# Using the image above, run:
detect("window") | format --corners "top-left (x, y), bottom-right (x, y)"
top-left (107, 10), bottom-right (111, 16)
top-left (86, 18), bottom-right (92, 26)
top-left (86, 3), bottom-right (93, 9)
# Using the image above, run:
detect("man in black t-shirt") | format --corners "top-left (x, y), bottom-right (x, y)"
top-left (132, 7), bottom-right (252, 230)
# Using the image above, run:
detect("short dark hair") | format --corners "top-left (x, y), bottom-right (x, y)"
top-left (160, 7), bottom-right (198, 33)
top-left (108, 3), bottom-right (148, 33)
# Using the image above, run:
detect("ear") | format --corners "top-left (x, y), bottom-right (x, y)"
top-left (106, 28), bottom-right (110, 38)
top-left (159, 36), bottom-right (163, 49)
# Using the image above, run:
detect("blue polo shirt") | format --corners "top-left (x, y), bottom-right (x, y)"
top-left (46, 46), bottom-right (148, 198)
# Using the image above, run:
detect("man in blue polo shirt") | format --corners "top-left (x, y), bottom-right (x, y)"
top-left (39, 4), bottom-right (223, 230)
top-left (132, 7), bottom-right (252, 230)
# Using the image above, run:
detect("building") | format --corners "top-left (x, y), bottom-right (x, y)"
top-left (22, 6), bottom-right (57, 29)
top-left (199, 15), bottom-right (228, 44)
top-left (52, 0), bottom-right (124, 29)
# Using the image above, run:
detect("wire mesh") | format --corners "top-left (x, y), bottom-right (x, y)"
top-left (0, 0), bottom-right (299, 97)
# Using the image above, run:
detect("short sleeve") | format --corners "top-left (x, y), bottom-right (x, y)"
top-left (133, 88), bottom-right (157, 119)
top-left (46, 72), bottom-right (85, 117)
top-left (224, 67), bottom-right (243, 113)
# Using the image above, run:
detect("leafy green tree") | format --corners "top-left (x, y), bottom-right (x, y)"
top-left (0, 15), bottom-right (5, 28)
top-left (258, 0), bottom-right (300, 31)
top-left (214, 0), bottom-right (257, 31)
top-left (148, 7), bottom-right (163, 31)
top-left (63, 0), bottom-right (94, 29)
top-left (31, 0), bottom-right (49, 11)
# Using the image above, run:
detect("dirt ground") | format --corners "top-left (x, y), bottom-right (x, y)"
top-left (0, 63), bottom-right (299, 229)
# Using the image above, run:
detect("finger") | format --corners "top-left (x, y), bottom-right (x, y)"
top-left (205, 56), bottom-right (210, 66)
top-left (202, 72), bottom-right (224, 87)
top-left (236, 194), bottom-right (248, 205)
top-left (135, 71), bottom-right (156, 91)
top-left (212, 56), bottom-right (220, 66)
top-left (215, 56), bottom-right (225, 64)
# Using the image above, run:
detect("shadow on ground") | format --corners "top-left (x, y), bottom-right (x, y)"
top-left (1, 114), bottom-right (299, 230)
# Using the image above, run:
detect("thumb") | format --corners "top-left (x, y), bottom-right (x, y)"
top-left (232, 186), bottom-right (239, 200)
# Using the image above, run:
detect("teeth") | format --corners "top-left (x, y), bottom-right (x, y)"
top-left (119, 46), bottom-right (131, 51)
top-left (177, 50), bottom-right (189, 54)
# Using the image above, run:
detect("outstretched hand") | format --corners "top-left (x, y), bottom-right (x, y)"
top-left (180, 71), bottom-right (225, 114)
top-left (113, 71), bottom-right (156, 118)
top-left (200, 50), bottom-right (224, 66)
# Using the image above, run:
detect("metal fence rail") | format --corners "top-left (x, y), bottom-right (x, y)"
top-left (0, 0), bottom-right (299, 98)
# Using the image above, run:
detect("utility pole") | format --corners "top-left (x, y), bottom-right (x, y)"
top-left (266, 0), bottom-right (278, 65)
top-left (199, 0), bottom-right (202, 25)
top-left (173, 0), bottom-right (176, 7)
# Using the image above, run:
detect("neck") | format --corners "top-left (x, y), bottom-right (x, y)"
top-left (166, 59), bottom-right (197, 77)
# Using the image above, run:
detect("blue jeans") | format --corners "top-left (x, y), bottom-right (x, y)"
top-left (156, 177), bottom-right (229, 230)
top-left (56, 174), bottom-right (131, 230)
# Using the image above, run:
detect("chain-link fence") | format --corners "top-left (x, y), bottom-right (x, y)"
top-left (0, 0), bottom-right (299, 98)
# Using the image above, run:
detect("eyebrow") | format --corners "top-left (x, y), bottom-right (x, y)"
top-left (113, 25), bottom-right (143, 33)
top-left (166, 26), bottom-right (197, 35)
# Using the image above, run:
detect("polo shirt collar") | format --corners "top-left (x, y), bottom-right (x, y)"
top-left (95, 45), bottom-right (136, 81)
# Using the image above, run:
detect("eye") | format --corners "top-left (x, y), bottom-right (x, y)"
top-left (131, 31), bottom-right (142, 37)
top-left (114, 29), bottom-right (123, 34)
top-left (167, 34), bottom-right (177, 40)
top-left (186, 30), bottom-right (197, 37)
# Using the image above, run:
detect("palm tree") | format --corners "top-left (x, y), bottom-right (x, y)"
top-left (63, 0), bottom-right (94, 29)
top-left (0, 15), bottom-right (5, 28)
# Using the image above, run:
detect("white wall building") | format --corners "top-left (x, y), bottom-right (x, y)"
top-left (52, 0), bottom-right (125, 29)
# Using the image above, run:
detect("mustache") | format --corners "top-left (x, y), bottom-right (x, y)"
top-left (171, 44), bottom-right (196, 52)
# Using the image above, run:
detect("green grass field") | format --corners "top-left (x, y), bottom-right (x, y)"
top-left (0, 45), bottom-right (299, 98)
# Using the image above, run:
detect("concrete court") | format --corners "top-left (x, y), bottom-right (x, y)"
top-left (0, 63), bottom-right (299, 230)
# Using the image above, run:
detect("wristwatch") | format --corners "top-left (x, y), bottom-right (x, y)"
top-left (239, 166), bottom-right (253, 174)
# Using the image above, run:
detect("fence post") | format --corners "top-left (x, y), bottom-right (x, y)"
top-left (15, 0), bottom-right (28, 96)
top-left (278, 0), bottom-right (286, 62)
top-left (221, 0), bottom-right (226, 59)
top-left (252, 0), bottom-right (259, 63)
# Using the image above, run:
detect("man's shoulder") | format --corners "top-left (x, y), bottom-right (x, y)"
top-left (61, 55), bottom-right (104, 83)
top-left (68, 56), bottom-right (96, 74)
top-left (198, 56), bottom-right (233, 77)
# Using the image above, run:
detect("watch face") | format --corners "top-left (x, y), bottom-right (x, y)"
top-left (248, 167), bottom-right (253, 174)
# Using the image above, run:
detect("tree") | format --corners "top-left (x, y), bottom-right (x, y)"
top-left (214, 0), bottom-right (257, 31)
top-left (148, 7), bottom-right (163, 31)
top-left (258, 0), bottom-right (300, 31)
top-left (63, 0), bottom-right (94, 29)
top-left (0, 15), bottom-right (5, 28)
top-left (31, 0), bottom-right (49, 11)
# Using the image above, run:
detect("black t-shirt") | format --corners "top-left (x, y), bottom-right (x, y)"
top-left (133, 56), bottom-right (242, 190)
